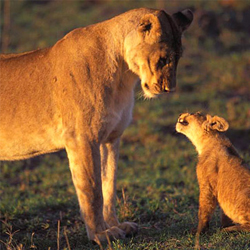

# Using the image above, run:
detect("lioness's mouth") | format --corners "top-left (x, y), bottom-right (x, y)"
top-left (141, 81), bottom-right (176, 99)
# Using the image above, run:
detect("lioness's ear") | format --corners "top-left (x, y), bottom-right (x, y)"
top-left (202, 115), bottom-right (229, 132)
top-left (138, 14), bottom-right (162, 43)
top-left (172, 9), bottom-right (193, 32)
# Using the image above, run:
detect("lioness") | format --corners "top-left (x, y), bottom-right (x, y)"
top-left (0, 8), bottom-right (193, 242)
top-left (176, 112), bottom-right (250, 249)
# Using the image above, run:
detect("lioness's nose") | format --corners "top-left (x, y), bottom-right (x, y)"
top-left (164, 86), bottom-right (176, 92)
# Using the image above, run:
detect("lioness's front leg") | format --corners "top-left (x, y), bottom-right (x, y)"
top-left (65, 137), bottom-right (125, 242)
top-left (101, 138), bottom-right (138, 236)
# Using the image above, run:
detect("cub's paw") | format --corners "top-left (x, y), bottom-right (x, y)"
top-left (118, 222), bottom-right (138, 237)
top-left (93, 226), bottom-right (125, 243)
top-left (221, 224), bottom-right (250, 232)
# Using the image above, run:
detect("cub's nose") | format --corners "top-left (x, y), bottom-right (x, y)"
top-left (178, 116), bottom-right (184, 123)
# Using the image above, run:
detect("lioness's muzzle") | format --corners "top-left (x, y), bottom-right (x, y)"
top-left (163, 78), bottom-right (176, 93)
top-left (155, 77), bottom-right (175, 93)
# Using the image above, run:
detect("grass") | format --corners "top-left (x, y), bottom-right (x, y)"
top-left (1, 1), bottom-right (250, 249)
top-left (1, 88), bottom-right (249, 249)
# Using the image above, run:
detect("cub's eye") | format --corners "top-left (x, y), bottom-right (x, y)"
top-left (179, 119), bottom-right (189, 126)
top-left (178, 116), bottom-right (189, 126)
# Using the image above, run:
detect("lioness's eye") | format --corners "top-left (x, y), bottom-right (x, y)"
top-left (158, 57), bottom-right (170, 67)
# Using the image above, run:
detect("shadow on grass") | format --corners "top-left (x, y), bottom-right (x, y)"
top-left (226, 128), bottom-right (250, 152)
top-left (0, 198), bottom-right (96, 250)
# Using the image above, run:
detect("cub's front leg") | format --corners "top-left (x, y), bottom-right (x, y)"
top-left (101, 138), bottom-right (138, 236)
top-left (195, 184), bottom-right (217, 249)
top-left (65, 136), bottom-right (125, 243)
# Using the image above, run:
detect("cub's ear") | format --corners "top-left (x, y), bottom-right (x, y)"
top-left (138, 14), bottom-right (162, 43)
top-left (202, 115), bottom-right (229, 132)
top-left (172, 9), bottom-right (193, 32)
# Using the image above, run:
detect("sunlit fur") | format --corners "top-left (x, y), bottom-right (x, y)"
top-left (176, 112), bottom-right (250, 249)
top-left (0, 8), bottom-right (193, 243)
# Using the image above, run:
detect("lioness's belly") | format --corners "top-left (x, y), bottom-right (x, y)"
top-left (0, 120), bottom-right (64, 161)
top-left (0, 135), bottom-right (63, 161)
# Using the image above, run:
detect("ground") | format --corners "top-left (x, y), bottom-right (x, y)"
top-left (1, 1), bottom-right (250, 249)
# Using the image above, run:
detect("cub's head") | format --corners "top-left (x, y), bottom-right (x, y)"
top-left (124, 9), bottom-right (193, 98)
top-left (176, 112), bottom-right (229, 153)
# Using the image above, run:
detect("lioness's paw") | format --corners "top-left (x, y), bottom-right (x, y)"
top-left (93, 226), bottom-right (125, 243)
top-left (118, 222), bottom-right (138, 236)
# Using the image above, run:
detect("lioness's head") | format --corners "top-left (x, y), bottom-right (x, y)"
top-left (176, 112), bottom-right (229, 153)
top-left (124, 9), bottom-right (193, 98)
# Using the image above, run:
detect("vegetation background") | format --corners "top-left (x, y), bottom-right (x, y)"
top-left (0, 0), bottom-right (250, 249)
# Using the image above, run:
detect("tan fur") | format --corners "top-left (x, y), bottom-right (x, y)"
top-left (176, 112), bottom-right (250, 249)
top-left (0, 8), bottom-right (193, 242)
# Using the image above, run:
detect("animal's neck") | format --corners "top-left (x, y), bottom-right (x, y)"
top-left (190, 134), bottom-right (220, 156)
top-left (96, 10), bottom-right (152, 89)
top-left (195, 134), bottom-right (233, 158)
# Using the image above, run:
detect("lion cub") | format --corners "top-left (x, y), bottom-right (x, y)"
top-left (176, 112), bottom-right (250, 248)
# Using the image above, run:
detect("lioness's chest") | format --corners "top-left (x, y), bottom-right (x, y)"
top-left (104, 92), bottom-right (134, 143)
